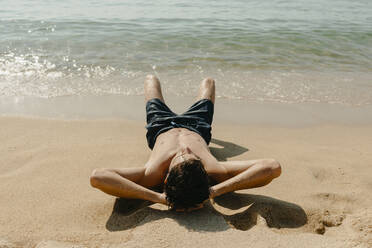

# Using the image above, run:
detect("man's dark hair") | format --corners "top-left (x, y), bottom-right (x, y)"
top-left (164, 159), bottom-right (210, 210)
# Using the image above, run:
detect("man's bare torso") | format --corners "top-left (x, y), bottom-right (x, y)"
top-left (145, 128), bottom-right (228, 184)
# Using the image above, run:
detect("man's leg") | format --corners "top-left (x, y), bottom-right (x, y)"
top-left (144, 75), bottom-right (165, 103)
top-left (196, 77), bottom-right (215, 104)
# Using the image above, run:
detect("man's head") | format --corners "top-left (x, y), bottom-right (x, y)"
top-left (164, 150), bottom-right (210, 210)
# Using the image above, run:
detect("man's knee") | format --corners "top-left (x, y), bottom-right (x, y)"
top-left (202, 77), bottom-right (215, 88)
top-left (146, 74), bottom-right (158, 81)
top-left (145, 74), bottom-right (161, 88)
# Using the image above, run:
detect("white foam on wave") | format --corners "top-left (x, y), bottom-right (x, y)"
top-left (1, 52), bottom-right (371, 106)
top-left (0, 52), bottom-right (131, 98)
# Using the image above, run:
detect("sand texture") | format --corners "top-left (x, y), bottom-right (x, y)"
top-left (0, 117), bottom-right (371, 247)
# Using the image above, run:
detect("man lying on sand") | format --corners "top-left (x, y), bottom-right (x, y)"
top-left (90, 75), bottom-right (281, 211)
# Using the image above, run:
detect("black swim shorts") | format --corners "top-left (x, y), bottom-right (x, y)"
top-left (145, 98), bottom-right (214, 149)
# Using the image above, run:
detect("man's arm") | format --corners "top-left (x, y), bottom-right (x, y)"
top-left (209, 159), bottom-right (281, 198)
top-left (90, 166), bottom-right (167, 205)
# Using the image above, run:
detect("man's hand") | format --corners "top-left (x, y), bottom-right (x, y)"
top-left (209, 187), bottom-right (217, 199)
top-left (156, 192), bottom-right (168, 205)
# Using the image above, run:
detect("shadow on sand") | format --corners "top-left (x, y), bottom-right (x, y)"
top-left (106, 193), bottom-right (307, 232)
top-left (213, 192), bottom-right (308, 231)
top-left (209, 138), bottom-right (249, 161)
top-left (106, 198), bottom-right (230, 232)
top-left (105, 138), bottom-right (307, 232)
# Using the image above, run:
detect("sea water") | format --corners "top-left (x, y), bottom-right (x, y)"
top-left (1, 0), bottom-right (371, 106)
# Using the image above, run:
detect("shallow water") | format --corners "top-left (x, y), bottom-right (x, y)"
top-left (1, 0), bottom-right (371, 105)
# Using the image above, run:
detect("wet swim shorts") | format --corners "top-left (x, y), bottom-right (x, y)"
top-left (145, 98), bottom-right (214, 149)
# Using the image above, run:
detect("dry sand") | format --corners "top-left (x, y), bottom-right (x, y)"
top-left (0, 116), bottom-right (371, 248)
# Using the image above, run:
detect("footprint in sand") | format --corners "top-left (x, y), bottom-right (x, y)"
top-left (307, 209), bottom-right (345, 235)
top-left (307, 192), bottom-right (355, 234)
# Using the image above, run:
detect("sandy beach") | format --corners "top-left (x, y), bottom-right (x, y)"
top-left (0, 113), bottom-right (371, 247)
top-left (2, 0), bottom-right (372, 247)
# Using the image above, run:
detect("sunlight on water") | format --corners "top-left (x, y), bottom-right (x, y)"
top-left (0, 0), bottom-right (371, 105)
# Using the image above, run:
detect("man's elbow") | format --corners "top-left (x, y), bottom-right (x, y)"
top-left (90, 168), bottom-right (107, 188)
top-left (271, 159), bottom-right (282, 178)
top-left (264, 159), bottom-right (282, 179)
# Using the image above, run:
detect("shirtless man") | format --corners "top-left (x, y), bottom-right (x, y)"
top-left (90, 75), bottom-right (281, 211)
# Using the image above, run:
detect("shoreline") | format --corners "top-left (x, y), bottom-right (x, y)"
top-left (1, 95), bottom-right (372, 127)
